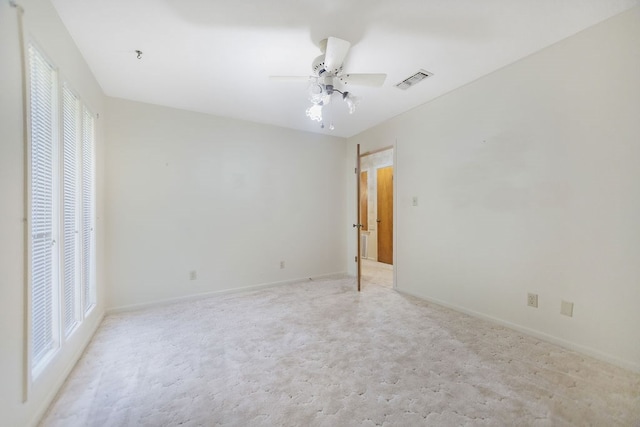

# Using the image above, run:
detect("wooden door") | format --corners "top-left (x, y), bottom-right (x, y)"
top-left (360, 171), bottom-right (368, 231)
top-left (377, 166), bottom-right (393, 265)
top-left (355, 144), bottom-right (362, 291)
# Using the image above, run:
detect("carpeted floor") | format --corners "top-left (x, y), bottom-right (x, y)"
top-left (40, 275), bottom-right (640, 426)
top-left (361, 259), bottom-right (393, 289)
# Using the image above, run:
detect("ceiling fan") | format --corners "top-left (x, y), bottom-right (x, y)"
top-left (270, 37), bottom-right (387, 128)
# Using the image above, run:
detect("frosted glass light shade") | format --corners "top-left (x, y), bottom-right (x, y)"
top-left (306, 104), bottom-right (323, 122)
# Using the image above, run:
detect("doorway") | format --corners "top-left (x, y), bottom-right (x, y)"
top-left (359, 147), bottom-right (394, 288)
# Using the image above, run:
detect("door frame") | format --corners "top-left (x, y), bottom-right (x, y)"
top-left (357, 143), bottom-right (397, 290)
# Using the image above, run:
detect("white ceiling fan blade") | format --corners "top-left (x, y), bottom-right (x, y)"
top-left (339, 73), bottom-right (387, 87)
top-left (324, 37), bottom-right (351, 75)
top-left (269, 76), bottom-right (312, 82)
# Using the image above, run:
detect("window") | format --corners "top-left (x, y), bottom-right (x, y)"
top-left (81, 107), bottom-right (96, 312)
top-left (62, 84), bottom-right (80, 336)
top-left (28, 43), bottom-right (59, 372)
top-left (28, 42), bottom-right (96, 377)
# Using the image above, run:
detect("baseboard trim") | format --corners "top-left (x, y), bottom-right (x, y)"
top-left (29, 309), bottom-right (106, 427)
top-left (106, 271), bottom-right (349, 314)
top-left (396, 288), bottom-right (640, 374)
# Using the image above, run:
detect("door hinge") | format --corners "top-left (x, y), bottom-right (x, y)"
top-left (354, 256), bottom-right (358, 263)
top-left (354, 167), bottom-right (357, 174)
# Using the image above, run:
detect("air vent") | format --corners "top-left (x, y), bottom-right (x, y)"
top-left (395, 69), bottom-right (433, 90)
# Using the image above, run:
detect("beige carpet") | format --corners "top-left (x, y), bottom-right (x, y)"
top-left (40, 276), bottom-right (640, 426)
top-left (361, 259), bottom-right (393, 288)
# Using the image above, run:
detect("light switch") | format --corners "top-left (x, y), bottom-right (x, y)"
top-left (412, 196), bottom-right (418, 207)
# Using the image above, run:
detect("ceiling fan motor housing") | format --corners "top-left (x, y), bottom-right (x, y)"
top-left (312, 54), bottom-right (326, 76)
top-left (312, 54), bottom-right (343, 77)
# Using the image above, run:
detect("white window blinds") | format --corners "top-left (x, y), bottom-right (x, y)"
top-left (28, 41), bottom-right (97, 377)
top-left (81, 108), bottom-right (96, 311)
top-left (62, 85), bottom-right (80, 336)
top-left (28, 43), bottom-right (59, 370)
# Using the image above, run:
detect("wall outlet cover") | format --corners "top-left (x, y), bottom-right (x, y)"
top-left (527, 293), bottom-right (538, 308)
top-left (561, 300), bottom-right (574, 317)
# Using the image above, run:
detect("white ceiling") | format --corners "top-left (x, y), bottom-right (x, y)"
top-left (51, 0), bottom-right (638, 138)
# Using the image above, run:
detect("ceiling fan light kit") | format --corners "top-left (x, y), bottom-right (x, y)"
top-left (271, 36), bottom-right (386, 129)
top-left (343, 92), bottom-right (360, 114)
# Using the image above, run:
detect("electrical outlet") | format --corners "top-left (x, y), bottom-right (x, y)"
top-left (527, 293), bottom-right (538, 308)
top-left (189, 270), bottom-right (197, 280)
top-left (280, 261), bottom-right (285, 269)
top-left (561, 300), bottom-right (574, 317)
top-left (412, 196), bottom-right (418, 207)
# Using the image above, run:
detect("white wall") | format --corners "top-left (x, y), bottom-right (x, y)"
top-left (347, 7), bottom-right (640, 371)
top-left (0, 1), bottom-right (106, 426)
top-left (105, 98), bottom-right (347, 310)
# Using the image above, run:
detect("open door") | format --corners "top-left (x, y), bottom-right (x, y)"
top-left (354, 144), bottom-right (362, 291)
top-left (358, 147), bottom-right (394, 288)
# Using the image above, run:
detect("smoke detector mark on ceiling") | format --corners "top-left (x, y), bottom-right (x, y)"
top-left (395, 70), bottom-right (433, 90)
